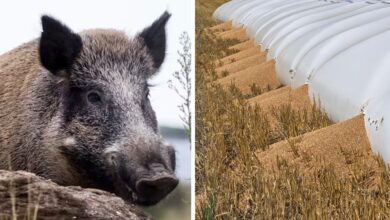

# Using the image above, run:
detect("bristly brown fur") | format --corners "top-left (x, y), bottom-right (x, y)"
top-left (0, 13), bottom-right (177, 206)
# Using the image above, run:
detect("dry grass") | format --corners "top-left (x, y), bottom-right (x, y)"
top-left (0, 159), bottom-right (40, 220)
top-left (196, 0), bottom-right (390, 219)
top-left (271, 103), bottom-right (330, 140)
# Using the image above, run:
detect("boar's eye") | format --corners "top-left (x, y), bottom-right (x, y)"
top-left (87, 91), bottom-right (102, 104)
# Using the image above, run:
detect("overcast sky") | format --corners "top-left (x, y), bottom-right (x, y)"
top-left (0, 0), bottom-right (192, 128)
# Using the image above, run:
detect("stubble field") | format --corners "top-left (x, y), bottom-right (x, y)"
top-left (195, 0), bottom-right (390, 219)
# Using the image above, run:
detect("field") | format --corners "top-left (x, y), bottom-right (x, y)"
top-left (195, 0), bottom-right (390, 219)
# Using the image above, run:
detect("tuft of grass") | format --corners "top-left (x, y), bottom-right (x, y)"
top-left (271, 103), bottom-right (331, 141)
top-left (0, 157), bottom-right (40, 220)
top-left (199, 194), bottom-right (215, 220)
top-left (249, 83), bottom-right (262, 97)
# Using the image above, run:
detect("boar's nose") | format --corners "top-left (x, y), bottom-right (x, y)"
top-left (135, 163), bottom-right (178, 206)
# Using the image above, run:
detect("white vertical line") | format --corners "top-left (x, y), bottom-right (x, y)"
top-left (190, 0), bottom-right (196, 219)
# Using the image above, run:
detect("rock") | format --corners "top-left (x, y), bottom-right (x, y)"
top-left (0, 170), bottom-right (153, 220)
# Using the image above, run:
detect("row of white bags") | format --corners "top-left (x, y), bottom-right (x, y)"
top-left (214, 0), bottom-right (390, 163)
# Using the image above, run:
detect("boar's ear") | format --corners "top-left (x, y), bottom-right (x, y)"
top-left (39, 15), bottom-right (82, 76)
top-left (139, 11), bottom-right (171, 70)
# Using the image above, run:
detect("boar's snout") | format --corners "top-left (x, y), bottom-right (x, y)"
top-left (135, 163), bottom-right (178, 206)
top-left (105, 145), bottom-right (178, 206)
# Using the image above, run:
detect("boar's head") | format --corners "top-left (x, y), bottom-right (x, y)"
top-left (38, 12), bottom-right (178, 206)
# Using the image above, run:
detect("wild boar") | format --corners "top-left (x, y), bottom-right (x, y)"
top-left (0, 12), bottom-right (178, 206)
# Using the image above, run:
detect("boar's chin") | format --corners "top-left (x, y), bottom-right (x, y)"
top-left (107, 174), bottom-right (147, 205)
top-left (112, 181), bottom-right (163, 206)
top-left (114, 184), bottom-right (140, 204)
